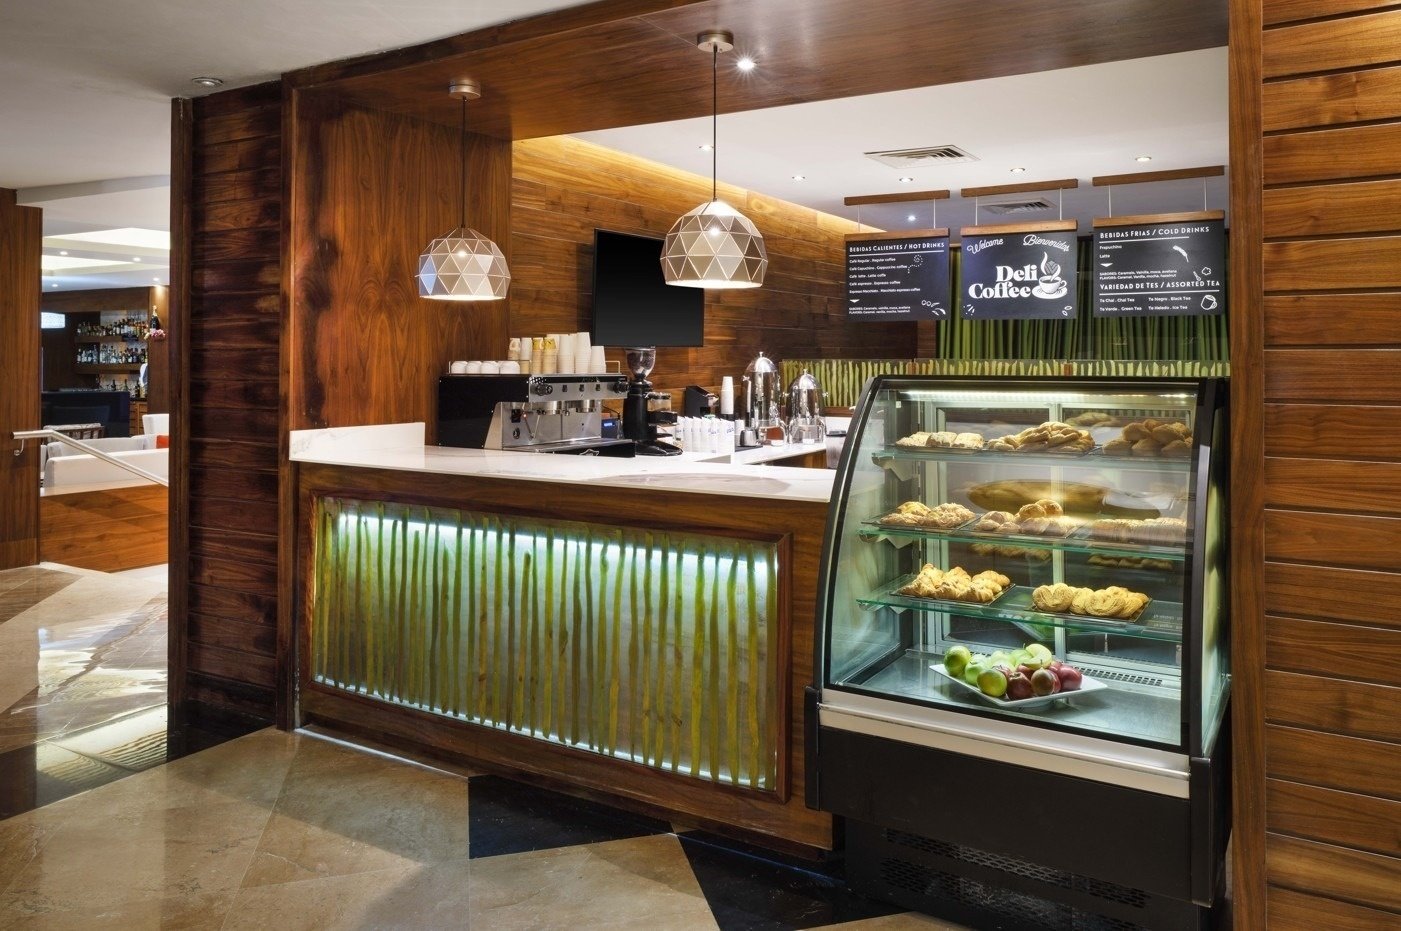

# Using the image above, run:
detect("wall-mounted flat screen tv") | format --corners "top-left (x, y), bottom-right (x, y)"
top-left (590, 229), bottom-right (704, 347)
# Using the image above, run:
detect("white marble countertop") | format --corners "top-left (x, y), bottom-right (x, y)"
top-left (290, 423), bottom-right (836, 504)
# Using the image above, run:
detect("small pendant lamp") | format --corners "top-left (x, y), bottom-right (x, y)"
top-left (661, 31), bottom-right (767, 289)
top-left (417, 81), bottom-right (511, 301)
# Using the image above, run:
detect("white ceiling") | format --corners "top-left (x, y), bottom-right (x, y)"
top-left (0, 0), bottom-right (587, 291)
top-left (577, 47), bottom-right (1229, 237)
top-left (1, 1), bottom-right (1226, 292)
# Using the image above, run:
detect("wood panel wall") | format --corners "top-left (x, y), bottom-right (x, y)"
top-left (170, 83), bottom-right (285, 722)
top-left (289, 92), bottom-right (511, 433)
top-left (511, 135), bottom-right (912, 397)
top-left (1234, 0), bottom-right (1401, 925)
top-left (40, 485), bottom-right (168, 572)
top-left (0, 188), bottom-right (42, 570)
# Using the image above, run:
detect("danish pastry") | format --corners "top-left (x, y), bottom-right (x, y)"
top-left (900, 563), bottom-right (1009, 603)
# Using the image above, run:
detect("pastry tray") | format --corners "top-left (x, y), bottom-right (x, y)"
top-left (928, 663), bottom-right (1107, 709)
top-left (891, 578), bottom-right (1013, 609)
top-left (1032, 594), bottom-right (1153, 626)
top-left (865, 514), bottom-right (979, 534)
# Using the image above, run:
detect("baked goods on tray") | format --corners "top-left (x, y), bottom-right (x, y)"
top-left (896, 430), bottom-right (985, 450)
top-left (1088, 554), bottom-right (1174, 571)
top-left (969, 499), bottom-right (1079, 538)
top-left (1067, 411), bottom-right (1114, 427)
top-left (899, 565), bottom-right (1011, 603)
top-left (1101, 419), bottom-right (1192, 458)
top-left (970, 542), bottom-right (1053, 562)
top-left (1032, 582), bottom-right (1150, 620)
top-left (878, 500), bottom-right (975, 530)
top-left (1088, 517), bottom-right (1187, 545)
top-left (987, 421), bottom-right (1093, 455)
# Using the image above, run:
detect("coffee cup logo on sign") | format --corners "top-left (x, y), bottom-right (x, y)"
top-left (1034, 252), bottom-right (1068, 300)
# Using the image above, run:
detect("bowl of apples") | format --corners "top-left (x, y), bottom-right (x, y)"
top-left (932, 642), bottom-right (1105, 709)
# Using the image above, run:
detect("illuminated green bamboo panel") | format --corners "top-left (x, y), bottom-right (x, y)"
top-left (311, 497), bottom-right (781, 790)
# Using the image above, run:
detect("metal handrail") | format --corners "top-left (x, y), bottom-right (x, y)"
top-left (12, 429), bottom-right (169, 488)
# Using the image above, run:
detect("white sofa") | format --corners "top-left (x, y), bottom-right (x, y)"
top-left (143, 413), bottom-right (170, 435)
top-left (43, 435), bottom-right (168, 488)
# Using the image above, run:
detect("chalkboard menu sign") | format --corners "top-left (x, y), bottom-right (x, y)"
top-left (959, 229), bottom-right (1078, 320)
top-left (1094, 217), bottom-right (1226, 317)
top-left (845, 233), bottom-right (951, 320)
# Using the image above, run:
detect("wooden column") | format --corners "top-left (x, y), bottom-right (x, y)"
top-left (0, 188), bottom-right (41, 570)
top-left (1233, 0), bottom-right (1401, 926)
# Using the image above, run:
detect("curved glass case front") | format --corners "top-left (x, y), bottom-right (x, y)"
top-left (817, 376), bottom-right (1229, 755)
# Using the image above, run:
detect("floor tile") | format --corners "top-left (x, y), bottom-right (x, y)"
top-left (0, 743), bottom-right (131, 820)
top-left (680, 833), bottom-right (902, 931)
top-left (239, 734), bottom-right (470, 888)
top-left (813, 912), bottom-right (968, 930)
top-left (222, 860), bottom-right (473, 931)
top-left (0, 797), bottom-right (270, 912)
top-left (466, 773), bottom-right (671, 859)
top-left (469, 833), bottom-right (718, 929)
top-left (0, 889), bottom-right (232, 930)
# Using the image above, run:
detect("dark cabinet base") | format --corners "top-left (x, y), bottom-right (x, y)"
top-left (845, 819), bottom-right (1215, 931)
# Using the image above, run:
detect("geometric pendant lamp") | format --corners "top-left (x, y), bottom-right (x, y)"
top-left (661, 31), bottom-right (767, 289)
top-left (417, 81), bottom-right (511, 301)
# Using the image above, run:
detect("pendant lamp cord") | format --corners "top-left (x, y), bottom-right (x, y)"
top-left (711, 44), bottom-right (718, 203)
top-left (459, 96), bottom-right (468, 228)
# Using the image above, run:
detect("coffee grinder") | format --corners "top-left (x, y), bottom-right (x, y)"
top-left (622, 347), bottom-right (682, 456)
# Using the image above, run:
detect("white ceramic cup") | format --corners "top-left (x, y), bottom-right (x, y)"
top-left (500, 361), bottom-right (521, 374)
top-left (464, 361), bottom-right (482, 374)
top-left (449, 360), bottom-right (469, 374)
top-left (480, 361), bottom-right (500, 375)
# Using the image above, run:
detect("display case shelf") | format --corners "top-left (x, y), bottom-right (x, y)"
top-left (75, 363), bottom-right (143, 373)
top-left (856, 574), bottom-right (1185, 642)
top-left (858, 520), bottom-right (1189, 562)
top-left (873, 446), bottom-right (1193, 473)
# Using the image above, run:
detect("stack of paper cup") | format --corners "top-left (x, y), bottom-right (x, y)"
top-left (573, 331), bottom-right (592, 374)
top-left (590, 346), bottom-right (606, 373)
top-left (720, 376), bottom-right (735, 416)
top-left (518, 339), bottom-right (533, 373)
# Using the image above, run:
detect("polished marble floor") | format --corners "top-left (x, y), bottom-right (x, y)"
top-left (0, 565), bottom-right (963, 930)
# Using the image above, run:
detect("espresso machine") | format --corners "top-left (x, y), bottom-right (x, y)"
top-left (622, 347), bottom-right (681, 456)
top-left (437, 373), bottom-right (635, 456)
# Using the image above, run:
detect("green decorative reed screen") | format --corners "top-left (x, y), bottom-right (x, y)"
top-left (311, 498), bottom-right (781, 790)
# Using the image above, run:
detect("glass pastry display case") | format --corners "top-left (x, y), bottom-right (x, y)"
top-left (808, 376), bottom-right (1229, 931)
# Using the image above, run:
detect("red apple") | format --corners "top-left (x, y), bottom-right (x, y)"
top-left (1055, 664), bottom-right (1083, 692)
top-left (1031, 667), bottom-right (1061, 696)
top-left (1016, 663), bottom-right (1039, 680)
top-left (1006, 673), bottom-right (1033, 701)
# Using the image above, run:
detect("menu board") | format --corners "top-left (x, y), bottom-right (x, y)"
top-left (845, 234), bottom-right (951, 320)
top-left (959, 230), bottom-right (1078, 320)
top-left (1094, 218), bottom-right (1226, 317)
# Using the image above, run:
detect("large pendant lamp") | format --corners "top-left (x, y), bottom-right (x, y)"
top-left (661, 31), bottom-right (767, 289)
top-left (417, 81), bottom-right (511, 301)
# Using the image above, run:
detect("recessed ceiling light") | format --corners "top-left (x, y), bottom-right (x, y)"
top-left (190, 76), bottom-right (224, 88)
top-left (132, 257), bottom-right (142, 262)
top-left (152, 277), bottom-right (160, 282)
top-left (52, 228), bottom-right (170, 250)
top-left (898, 176), bottom-right (914, 183)
top-left (736, 57), bottom-right (756, 72)
top-left (1010, 167), bottom-right (1026, 174)
top-left (791, 174), bottom-right (806, 181)
top-left (699, 143), bottom-right (713, 152)
top-left (50, 283), bottom-right (58, 288)
top-left (906, 214), bottom-right (917, 222)
top-left (59, 250), bottom-right (68, 255)
top-left (1136, 155), bottom-right (1153, 163)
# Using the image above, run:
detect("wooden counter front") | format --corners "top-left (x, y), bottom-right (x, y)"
top-left (295, 461), bottom-right (834, 854)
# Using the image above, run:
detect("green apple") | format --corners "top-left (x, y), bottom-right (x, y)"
top-left (988, 650), bottom-right (1011, 667)
top-left (944, 645), bottom-right (972, 678)
top-left (1025, 643), bottom-right (1053, 661)
top-left (963, 661), bottom-right (988, 686)
top-left (1008, 649), bottom-right (1030, 669)
top-left (977, 666), bottom-right (1009, 698)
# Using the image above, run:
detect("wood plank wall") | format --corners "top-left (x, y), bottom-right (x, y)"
top-left (0, 188), bottom-right (42, 570)
top-left (289, 94), bottom-right (511, 433)
top-left (171, 83), bottom-right (285, 721)
top-left (511, 136), bottom-right (915, 397)
top-left (1235, 0), bottom-right (1401, 924)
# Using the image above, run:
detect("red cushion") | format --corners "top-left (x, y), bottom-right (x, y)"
top-left (155, 434), bottom-right (170, 449)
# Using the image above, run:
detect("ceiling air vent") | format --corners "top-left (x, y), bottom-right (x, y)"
top-left (984, 198), bottom-right (1056, 215)
top-left (864, 145), bottom-right (978, 169)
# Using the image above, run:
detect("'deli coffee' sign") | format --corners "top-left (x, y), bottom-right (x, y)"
top-left (845, 234), bottom-right (951, 320)
top-left (959, 230), bottom-right (1078, 320)
top-left (1094, 218), bottom-right (1226, 317)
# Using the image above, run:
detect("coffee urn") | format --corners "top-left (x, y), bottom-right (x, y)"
top-left (786, 369), bottom-right (827, 444)
top-left (742, 351), bottom-right (783, 429)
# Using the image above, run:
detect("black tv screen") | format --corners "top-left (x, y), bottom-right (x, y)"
top-left (590, 230), bottom-right (704, 347)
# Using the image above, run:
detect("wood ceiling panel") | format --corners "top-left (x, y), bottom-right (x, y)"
top-left (313, 0), bottom-right (1226, 140)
